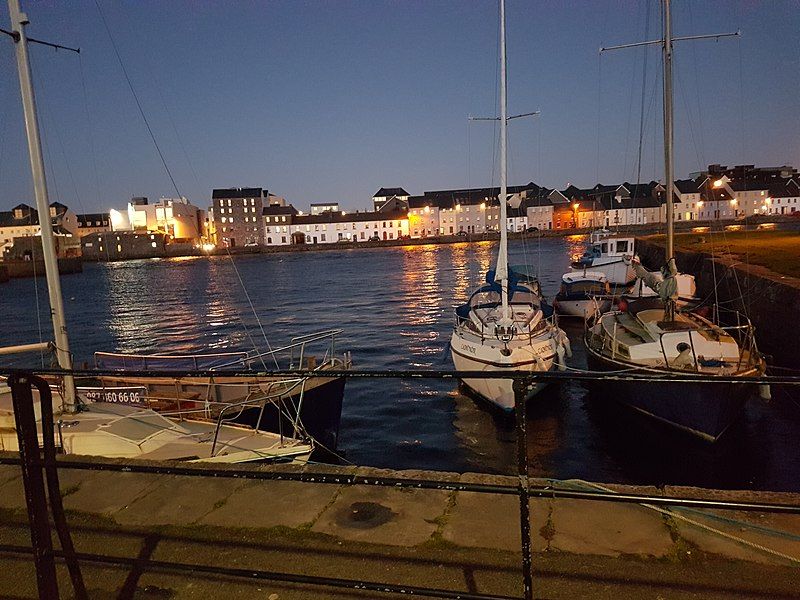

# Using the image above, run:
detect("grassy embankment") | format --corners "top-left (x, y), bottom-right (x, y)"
top-left (648, 230), bottom-right (800, 279)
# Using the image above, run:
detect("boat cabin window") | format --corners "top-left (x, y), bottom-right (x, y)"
top-left (616, 240), bottom-right (629, 253)
top-left (470, 290), bottom-right (501, 308)
top-left (563, 281), bottom-right (607, 295)
top-left (600, 243), bottom-right (608, 253)
top-left (509, 289), bottom-right (539, 306)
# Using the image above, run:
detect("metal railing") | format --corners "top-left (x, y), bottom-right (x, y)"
top-left (2, 367), bottom-right (800, 600)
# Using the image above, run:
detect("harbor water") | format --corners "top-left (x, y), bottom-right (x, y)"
top-left (1, 236), bottom-right (798, 491)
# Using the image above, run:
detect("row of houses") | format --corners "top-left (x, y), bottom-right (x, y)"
top-left (213, 164), bottom-right (798, 248)
top-left (4, 164), bottom-right (798, 256)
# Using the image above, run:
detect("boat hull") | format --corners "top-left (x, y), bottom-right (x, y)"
top-left (554, 296), bottom-right (611, 319)
top-left (450, 331), bottom-right (556, 411)
top-left (584, 344), bottom-right (754, 442)
top-left (571, 258), bottom-right (635, 286)
top-left (92, 372), bottom-right (346, 451)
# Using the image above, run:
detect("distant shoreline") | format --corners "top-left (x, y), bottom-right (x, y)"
top-left (46, 216), bottom-right (798, 265)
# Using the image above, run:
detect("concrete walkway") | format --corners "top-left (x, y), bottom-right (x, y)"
top-left (0, 458), bottom-right (798, 598)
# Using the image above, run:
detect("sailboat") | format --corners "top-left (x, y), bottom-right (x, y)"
top-left (0, 0), bottom-right (312, 463)
top-left (450, 0), bottom-right (570, 411)
top-left (584, 0), bottom-right (766, 441)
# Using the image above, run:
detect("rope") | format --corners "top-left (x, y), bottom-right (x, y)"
top-left (554, 478), bottom-right (800, 565)
top-left (94, 0), bottom-right (182, 199)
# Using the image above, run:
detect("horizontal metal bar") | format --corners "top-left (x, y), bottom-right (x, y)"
top-left (3, 367), bottom-right (798, 386)
top-left (672, 31), bottom-right (740, 43)
top-left (0, 342), bottom-right (52, 357)
top-left (508, 111), bottom-right (540, 120)
top-left (469, 116), bottom-right (500, 121)
top-left (26, 36), bottom-right (80, 53)
top-left (600, 38), bottom-right (662, 52)
top-left (0, 456), bottom-right (797, 514)
top-left (601, 31), bottom-right (739, 53)
top-left (0, 544), bottom-right (520, 600)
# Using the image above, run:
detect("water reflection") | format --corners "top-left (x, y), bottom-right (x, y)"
top-left (3, 239), bottom-right (799, 490)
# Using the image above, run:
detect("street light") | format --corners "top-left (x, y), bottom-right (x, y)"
top-left (572, 202), bottom-right (580, 228)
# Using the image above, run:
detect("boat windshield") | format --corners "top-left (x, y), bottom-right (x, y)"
top-left (563, 281), bottom-right (607, 295)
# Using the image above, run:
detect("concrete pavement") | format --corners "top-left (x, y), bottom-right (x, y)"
top-left (0, 458), bottom-right (798, 598)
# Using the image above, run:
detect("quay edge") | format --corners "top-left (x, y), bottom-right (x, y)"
top-left (635, 236), bottom-right (800, 368)
top-left (0, 454), bottom-right (798, 599)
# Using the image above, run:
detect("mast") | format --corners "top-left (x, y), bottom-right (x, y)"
top-left (8, 0), bottom-right (77, 412)
top-left (497, 0), bottom-right (509, 319)
top-left (662, 0), bottom-right (674, 262)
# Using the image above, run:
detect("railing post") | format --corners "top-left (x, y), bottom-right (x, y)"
top-left (8, 371), bottom-right (60, 600)
top-left (513, 376), bottom-right (533, 600)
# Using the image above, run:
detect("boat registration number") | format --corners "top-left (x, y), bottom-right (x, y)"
top-left (80, 387), bottom-right (147, 405)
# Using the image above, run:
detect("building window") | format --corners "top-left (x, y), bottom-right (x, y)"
top-left (267, 237), bottom-right (272, 244)
top-left (281, 236), bottom-right (286, 243)
top-left (321, 234), bottom-right (326, 241)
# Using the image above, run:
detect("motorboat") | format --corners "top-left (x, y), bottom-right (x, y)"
top-left (554, 271), bottom-right (612, 319)
top-left (570, 230), bottom-right (637, 285)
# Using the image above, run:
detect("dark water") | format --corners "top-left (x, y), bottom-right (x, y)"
top-left (2, 237), bottom-right (799, 491)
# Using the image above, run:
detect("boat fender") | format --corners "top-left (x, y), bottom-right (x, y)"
top-left (535, 356), bottom-right (546, 371)
top-left (555, 343), bottom-right (566, 371)
top-left (759, 384), bottom-right (772, 401)
top-left (618, 298), bottom-right (628, 312)
top-left (560, 331), bottom-right (572, 358)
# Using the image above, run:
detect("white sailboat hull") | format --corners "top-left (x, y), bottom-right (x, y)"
top-left (450, 330), bottom-right (558, 411)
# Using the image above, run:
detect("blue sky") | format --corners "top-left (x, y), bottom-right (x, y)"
top-left (0, 0), bottom-right (798, 213)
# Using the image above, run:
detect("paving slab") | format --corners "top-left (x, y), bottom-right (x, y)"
top-left (549, 499), bottom-right (674, 557)
top-left (0, 473), bottom-right (25, 509)
top-left (671, 508), bottom-right (800, 566)
top-left (0, 465), bottom-right (21, 486)
top-left (113, 474), bottom-right (248, 526)
top-left (441, 491), bottom-right (549, 552)
top-left (311, 484), bottom-right (450, 546)
top-left (61, 470), bottom-right (162, 515)
top-left (199, 479), bottom-right (341, 529)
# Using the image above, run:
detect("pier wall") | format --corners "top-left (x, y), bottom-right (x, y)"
top-left (0, 257), bottom-right (82, 279)
top-left (636, 238), bottom-right (800, 366)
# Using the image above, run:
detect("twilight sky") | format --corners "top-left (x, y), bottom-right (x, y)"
top-left (0, 0), bottom-right (798, 214)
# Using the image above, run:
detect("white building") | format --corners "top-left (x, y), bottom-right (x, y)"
top-left (263, 209), bottom-right (409, 246)
top-left (0, 202), bottom-right (78, 253)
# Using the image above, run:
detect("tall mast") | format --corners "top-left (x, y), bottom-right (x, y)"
top-left (497, 0), bottom-right (509, 318)
top-left (8, 0), bottom-right (77, 412)
top-left (662, 0), bottom-right (674, 261)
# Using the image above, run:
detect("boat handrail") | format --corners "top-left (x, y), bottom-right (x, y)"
top-left (653, 318), bottom-right (761, 372)
top-left (210, 378), bottom-right (308, 457)
top-left (211, 329), bottom-right (344, 371)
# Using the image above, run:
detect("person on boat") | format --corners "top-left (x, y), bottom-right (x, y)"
top-left (671, 342), bottom-right (695, 370)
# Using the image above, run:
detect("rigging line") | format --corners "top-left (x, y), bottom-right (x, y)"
top-left (127, 3), bottom-right (202, 192)
top-left (685, 1), bottom-right (707, 166)
top-left (93, 0), bottom-right (182, 199)
top-left (34, 65), bottom-right (86, 218)
top-left (673, 56), bottom-right (704, 172)
top-left (596, 51), bottom-right (602, 185)
top-left (77, 53), bottom-right (102, 209)
top-left (632, 0), bottom-right (652, 216)
top-left (223, 248), bottom-right (279, 370)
